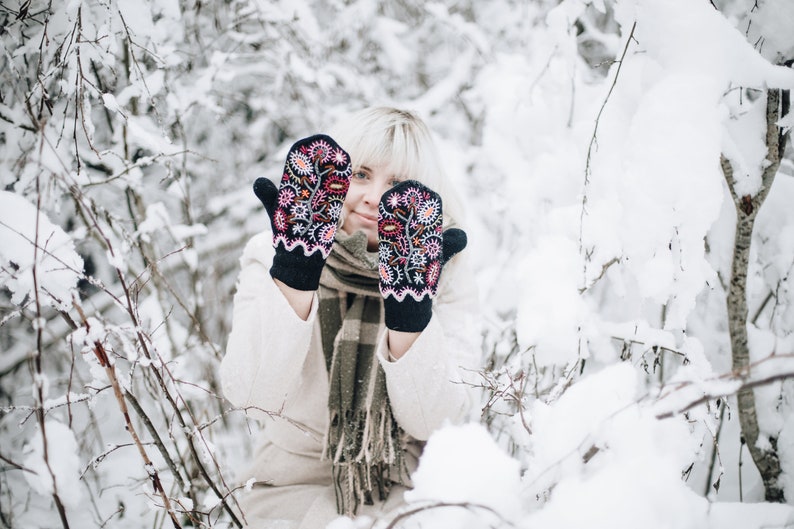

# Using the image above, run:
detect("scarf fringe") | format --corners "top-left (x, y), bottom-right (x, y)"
top-left (326, 404), bottom-right (404, 516)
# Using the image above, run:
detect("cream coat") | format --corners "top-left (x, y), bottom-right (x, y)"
top-left (220, 231), bottom-right (481, 528)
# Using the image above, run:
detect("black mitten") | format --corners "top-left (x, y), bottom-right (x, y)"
top-left (377, 180), bottom-right (467, 332)
top-left (253, 135), bottom-right (351, 291)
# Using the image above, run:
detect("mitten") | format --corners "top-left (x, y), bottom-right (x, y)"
top-left (377, 180), bottom-right (467, 332)
top-left (253, 134), bottom-right (351, 291)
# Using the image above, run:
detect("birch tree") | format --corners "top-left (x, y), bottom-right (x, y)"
top-left (721, 83), bottom-right (791, 502)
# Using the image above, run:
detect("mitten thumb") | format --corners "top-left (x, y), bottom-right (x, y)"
top-left (253, 177), bottom-right (278, 220)
top-left (441, 228), bottom-right (467, 265)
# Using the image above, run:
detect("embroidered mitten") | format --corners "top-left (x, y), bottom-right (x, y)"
top-left (378, 180), bottom-right (467, 332)
top-left (253, 134), bottom-right (351, 291)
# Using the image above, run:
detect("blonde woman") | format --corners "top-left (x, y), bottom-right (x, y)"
top-left (221, 107), bottom-right (480, 528)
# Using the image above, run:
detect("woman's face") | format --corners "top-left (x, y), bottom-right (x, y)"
top-left (341, 165), bottom-right (402, 251)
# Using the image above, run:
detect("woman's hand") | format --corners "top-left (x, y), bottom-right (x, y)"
top-left (253, 135), bottom-right (351, 293)
top-left (377, 180), bottom-right (467, 351)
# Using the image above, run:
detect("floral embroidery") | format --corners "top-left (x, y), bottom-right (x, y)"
top-left (278, 187), bottom-right (295, 208)
top-left (401, 186), bottom-right (423, 207)
top-left (386, 193), bottom-right (401, 209)
top-left (379, 265), bottom-right (393, 284)
top-left (378, 180), bottom-right (445, 301)
top-left (308, 139), bottom-right (332, 162)
top-left (317, 223), bottom-right (338, 244)
top-left (425, 260), bottom-right (441, 286)
top-left (273, 209), bottom-right (288, 232)
top-left (324, 174), bottom-right (350, 194)
top-left (289, 151), bottom-right (313, 176)
top-left (273, 135), bottom-right (351, 257)
top-left (378, 218), bottom-right (402, 235)
top-left (332, 147), bottom-right (348, 166)
top-left (423, 238), bottom-right (441, 259)
top-left (417, 198), bottom-right (440, 225)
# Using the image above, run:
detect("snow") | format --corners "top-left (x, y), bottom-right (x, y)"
top-left (405, 364), bottom-right (794, 529)
top-left (405, 423), bottom-right (523, 525)
top-left (625, 0), bottom-right (794, 89)
top-left (741, 0), bottom-right (794, 62)
top-left (23, 420), bottom-right (84, 509)
top-left (0, 191), bottom-right (83, 310)
top-left (706, 502), bottom-right (794, 529)
top-left (515, 236), bottom-right (588, 366)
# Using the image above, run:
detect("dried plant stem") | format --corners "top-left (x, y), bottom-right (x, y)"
top-left (65, 181), bottom-right (243, 527)
top-left (125, 312), bottom-right (243, 527)
top-left (579, 21), bottom-right (637, 284)
top-left (704, 403), bottom-right (726, 497)
top-left (31, 169), bottom-right (72, 529)
top-left (379, 501), bottom-right (515, 529)
top-left (655, 354), bottom-right (794, 419)
top-left (73, 302), bottom-right (183, 529)
top-left (123, 389), bottom-right (190, 493)
top-left (125, 187), bottom-right (219, 354)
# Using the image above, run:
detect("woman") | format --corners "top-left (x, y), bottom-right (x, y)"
top-left (220, 107), bottom-right (481, 528)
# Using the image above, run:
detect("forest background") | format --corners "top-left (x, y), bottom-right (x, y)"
top-left (2, 0), bottom-right (794, 528)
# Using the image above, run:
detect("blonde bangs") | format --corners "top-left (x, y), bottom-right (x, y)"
top-left (330, 107), bottom-right (465, 226)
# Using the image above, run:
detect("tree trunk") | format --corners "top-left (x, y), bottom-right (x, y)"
top-left (721, 88), bottom-right (789, 503)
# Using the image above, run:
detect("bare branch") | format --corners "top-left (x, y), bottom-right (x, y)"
top-left (31, 167), bottom-right (73, 529)
top-left (378, 500), bottom-right (517, 529)
top-left (580, 21), bottom-right (637, 285)
top-left (73, 301), bottom-right (183, 528)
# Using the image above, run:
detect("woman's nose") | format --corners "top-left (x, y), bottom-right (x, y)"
top-left (364, 181), bottom-right (390, 205)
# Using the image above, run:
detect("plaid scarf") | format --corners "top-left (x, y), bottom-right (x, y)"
top-left (318, 230), bottom-right (406, 516)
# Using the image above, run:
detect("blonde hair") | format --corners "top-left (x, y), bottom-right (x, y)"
top-left (330, 107), bottom-right (465, 226)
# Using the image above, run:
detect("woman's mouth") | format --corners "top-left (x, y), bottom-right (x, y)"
top-left (354, 211), bottom-right (377, 224)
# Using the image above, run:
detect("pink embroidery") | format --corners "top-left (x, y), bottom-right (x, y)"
top-left (378, 181), bottom-right (444, 301)
top-left (272, 135), bottom-right (351, 258)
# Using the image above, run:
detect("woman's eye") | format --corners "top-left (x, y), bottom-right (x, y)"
top-left (389, 179), bottom-right (401, 187)
top-left (353, 171), bottom-right (368, 180)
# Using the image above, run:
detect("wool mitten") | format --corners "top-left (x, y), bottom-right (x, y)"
top-left (377, 180), bottom-right (467, 332)
top-left (253, 134), bottom-right (351, 291)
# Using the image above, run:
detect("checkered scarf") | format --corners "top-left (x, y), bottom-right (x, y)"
top-left (318, 230), bottom-right (406, 516)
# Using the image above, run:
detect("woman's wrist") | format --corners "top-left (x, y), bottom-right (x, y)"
top-left (273, 277), bottom-right (314, 321)
top-left (386, 329), bottom-right (420, 360)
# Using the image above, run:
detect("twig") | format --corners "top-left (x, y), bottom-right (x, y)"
top-left (751, 290), bottom-right (774, 325)
top-left (73, 302), bottom-right (183, 529)
top-left (80, 442), bottom-right (148, 478)
top-left (579, 21), bottom-right (637, 284)
top-left (655, 368), bottom-right (794, 420)
top-left (70, 178), bottom-right (243, 525)
top-left (31, 158), bottom-right (72, 529)
top-left (579, 256), bottom-right (619, 293)
top-left (0, 451), bottom-right (37, 474)
top-left (122, 390), bottom-right (189, 493)
top-left (704, 403), bottom-right (726, 497)
top-left (378, 500), bottom-right (516, 529)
